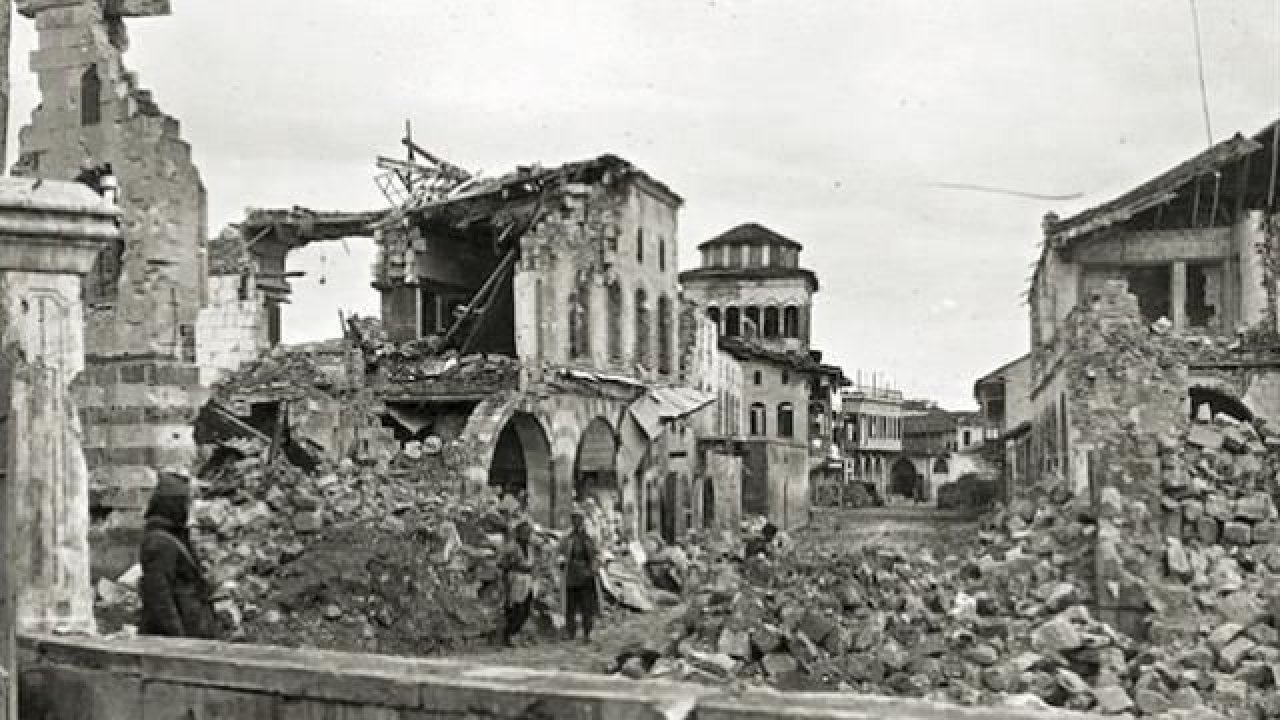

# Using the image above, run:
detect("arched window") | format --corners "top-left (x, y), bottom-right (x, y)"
top-left (659, 237), bottom-right (666, 272)
top-left (753, 370), bottom-right (762, 386)
top-left (763, 306), bottom-right (780, 337)
top-left (81, 65), bottom-right (101, 126)
top-left (635, 288), bottom-right (650, 367)
top-left (781, 371), bottom-right (789, 385)
top-left (607, 282), bottom-right (622, 362)
top-left (777, 403), bottom-right (794, 438)
top-left (750, 403), bottom-right (767, 436)
top-left (725, 307), bottom-right (741, 337)
top-left (657, 294), bottom-right (673, 375)
top-left (637, 228), bottom-right (645, 264)
top-left (744, 306), bottom-right (761, 337)
top-left (707, 306), bottom-right (721, 329)
top-left (783, 306), bottom-right (799, 338)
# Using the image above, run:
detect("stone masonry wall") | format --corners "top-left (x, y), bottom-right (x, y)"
top-left (13, 0), bottom-right (209, 564)
top-left (195, 274), bottom-right (267, 387)
top-left (18, 634), bottom-right (1104, 720)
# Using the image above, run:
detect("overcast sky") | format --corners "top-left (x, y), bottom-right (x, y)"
top-left (9, 2), bottom-right (1279, 409)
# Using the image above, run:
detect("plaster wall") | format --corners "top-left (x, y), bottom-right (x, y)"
top-left (195, 274), bottom-right (267, 387)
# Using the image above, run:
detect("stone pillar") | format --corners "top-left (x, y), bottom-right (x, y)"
top-left (0, 178), bottom-right (117, 636)
top-left (1235, 210), bottom-right (1269, 331)
top-left (1170, 261), bottom-right (1187, 331)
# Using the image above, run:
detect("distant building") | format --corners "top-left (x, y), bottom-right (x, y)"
top-left (837, 383), bottom-right (905, 500)
top-left (681, 223), bottom-right (840, 529)
top-left (974, 353), bottom-right (1032, 501)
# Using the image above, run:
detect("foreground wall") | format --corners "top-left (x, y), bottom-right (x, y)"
top-left (18, 634), bottom-right (1101, 720)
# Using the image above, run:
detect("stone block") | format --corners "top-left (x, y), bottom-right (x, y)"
top-left (1197, 516), bottom-right (1221, 544)
top-left (1236, 493), bottom-right (1275, 522)
top-left (1218, 636), bottom-right (1257, 671)
top-left (1223, 521), bottom-right (1252, 546)
top-left (1187, 424), bottom-right (1225, 450)
top-left (106, 0), bottom-right (171, 18)
top-left (1209, 622), bottom-right (1245, 652)
top-left (1206, 494), bottom-right (1233, 521)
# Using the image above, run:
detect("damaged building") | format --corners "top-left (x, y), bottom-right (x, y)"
top-left (363, 154), bottom-right (726, 539)
top-left (1026, 119), bottom-right (1280, 495)
top-left (10, 0), bottom-right (209, 574)
top-left (680, 223), bottom-right (840, 529)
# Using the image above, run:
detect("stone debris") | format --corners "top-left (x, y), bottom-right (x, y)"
top-left (604, 408), bottom-right (1280, 719)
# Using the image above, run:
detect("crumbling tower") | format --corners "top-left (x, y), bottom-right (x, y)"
top-left (13, 0), bottom-right (208, 577)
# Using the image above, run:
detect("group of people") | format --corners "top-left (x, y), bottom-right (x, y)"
top-left (135, 471), bottom-right (782, 649)
top-left (497, 508), bottom-right (601, 646)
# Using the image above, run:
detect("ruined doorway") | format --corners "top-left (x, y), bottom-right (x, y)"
top-left (889, 457), bottom-right (919, 500)
top-left (1123, 266), bottom-right (1171, 323)
top-left (487, 413), bottom-right (553, 525)
top-left (1188, 386), bottom-right (1253, 423)
top-left (574, 418), bottom-right (619, 515)
top-left (702, 478), bottom-right (715, 528)
top-left (661, 472), bottom-right (678, 543)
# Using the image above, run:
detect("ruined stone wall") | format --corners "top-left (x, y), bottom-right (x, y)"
top-left (13, 1), bottom-right (208, 551)
top-left (195, 275), bottom-right (267, 387)
top-left (514, 175), bottom-right (681, 384)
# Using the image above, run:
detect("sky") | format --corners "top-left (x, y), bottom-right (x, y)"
top-left (8, 1), bottom-right (1280, 410)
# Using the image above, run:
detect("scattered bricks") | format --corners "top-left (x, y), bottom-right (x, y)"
top-left (1163, 465), bottom-right (1190, 492)
top-left (1183, 499), bottom-right (1204, 522)
top-left (1031, 615), bottom-right (1082, 653)
top-left (821, 624), bottom-right (850, 656)
top-left (1236, 493), bottom-right (1275, 523)
top-left (1094, 684), bottom-right (1134, 714)
top-left (717, 627), bottom-right (750, 660)
top-left (1169, 685), bottom-right (1205, 710)
top-left (1187, 424), bottom-right (1225, 450)
top-left (1223, 521), bottom-right (1252, 546)
top-left (1234, 661), bottom-right (1276, 689)
top-left (1134, 687), bottom-right (1171, 716)
top-left (963, 643), bottom-right (1000, 667)
top-left (1218, 591), bottom-right (1268, 627)
top-left (1209, 622), bottom-right (1245, 653)
top-left (1246, 622), bottom-right (1279, 646)
top-left (1254, 521), bottom-right (1280, 545)
top-left (1222, 427), bottom-right (1249, 454)
top-left (749, 624), bottom-right (783, 655)
top-left (1166, 538), bottom-right (1192, 580)
top-left (762, 653), bottom-right (798, 677)
top-left (1197, 516), bottom-right (1221, 544)
top-left (293, 511), bottom-right (323, 533)
top-left (796, 611), bottom-right (835, 645)
top-left (1206, 494), bottom-right (1233, 521)
top-left (1219, 636), bottom-right (1257, 671)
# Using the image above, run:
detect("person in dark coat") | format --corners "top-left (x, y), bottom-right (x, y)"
top-left (497, 519), bottom-right (537, 647)
top-left (560, 509), bottom-right (600, 643)
top-left (138, 471), bottom-right (218, 639)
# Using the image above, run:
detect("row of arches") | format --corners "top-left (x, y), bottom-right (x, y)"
top-left (483, 410), bottom-right (719, 541)
top-left (706, 304), bottom-right (803, 340)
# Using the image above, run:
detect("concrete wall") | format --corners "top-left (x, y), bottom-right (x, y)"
top-left (17, 634), bottom-right (1100, 720)
top-left (195, 274), bottom-right (267, 387)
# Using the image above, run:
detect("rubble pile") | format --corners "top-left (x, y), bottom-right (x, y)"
top-left (633, 425), bottom-right (1280, 719)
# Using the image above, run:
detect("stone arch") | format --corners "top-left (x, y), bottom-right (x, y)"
top-left (574, 416), bottom-right (619, 512)
top-left (890, 457), bottom-right (919, 499)
top-left (1189, 384), bottom-right (1254, 423)
top-left (487, 412), bottom-right (554, 523)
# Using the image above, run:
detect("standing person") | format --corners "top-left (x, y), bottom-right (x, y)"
top-left (560, 509), bottom-right (600, 644)
top-left (497, 519), bottom-right (537, 647)
top-left (139, 471), bottom-right (218, 639)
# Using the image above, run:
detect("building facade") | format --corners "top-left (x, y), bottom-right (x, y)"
top-left (680, 223), bottom-right (837, 529)
top-left (838, 384), bottom-right (905, 501)
top-left (371, 155), bottom-right (713, 543)
top-left (974, 353), bottom-right (1032, 501)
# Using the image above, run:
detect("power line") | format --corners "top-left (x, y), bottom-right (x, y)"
top-left (1189, 0), bottom-right (1214, 148)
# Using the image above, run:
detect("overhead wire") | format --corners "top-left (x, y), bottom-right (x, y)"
top-left (1189, 0), bottom-right (1214, 149)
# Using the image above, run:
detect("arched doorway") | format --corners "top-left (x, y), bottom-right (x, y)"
top-left (487, 412), bottom-right (553, 524)
top-left (889, 457), bottom-right (919, 500)
top-left (1189, 386), bottom-right (1253, 423)
top-left (574, 417), bottom-right (619, 513)
top-left (702, 478), bottom-right (715, 528)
